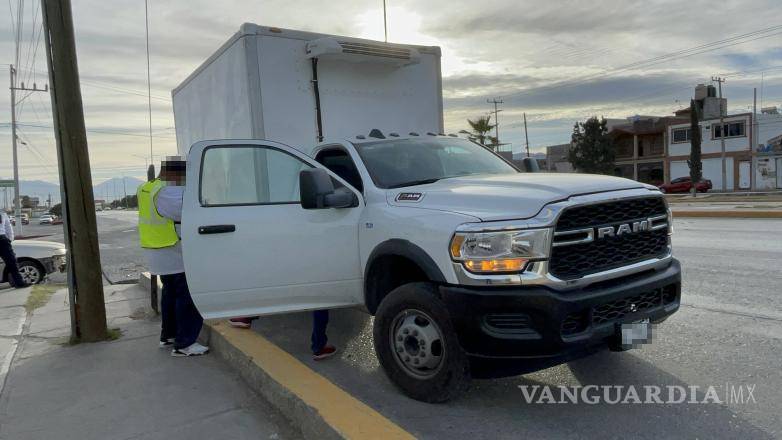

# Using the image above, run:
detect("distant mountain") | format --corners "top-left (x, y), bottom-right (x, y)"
top-left (1, 176), bottom-right (147, 209)
top-left (93, 177), bottom-right (145, 202)
top-left (16, 180), bottom-right (61, 205)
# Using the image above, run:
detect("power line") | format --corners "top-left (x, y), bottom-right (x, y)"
top-left (503, 25), bottom-right (782, 102)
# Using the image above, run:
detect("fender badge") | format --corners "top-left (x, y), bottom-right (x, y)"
top-left (396, 192), bottom-right (423, 202)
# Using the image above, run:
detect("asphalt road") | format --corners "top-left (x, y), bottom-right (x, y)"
top-left (16, 210), bottom-right (143, 284)
top-left (17, 213), bottom-right (782, 438)
top-left (249, 218), bottom-right (782, 439)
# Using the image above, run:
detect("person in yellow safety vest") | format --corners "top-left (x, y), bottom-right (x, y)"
top-left (138, 156), bottom-right (208, 357)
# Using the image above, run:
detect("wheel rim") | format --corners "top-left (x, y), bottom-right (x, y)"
top-left (389, 309), bottom-right (445, 378)
top-left (19, 265), bottom-right (41, 284)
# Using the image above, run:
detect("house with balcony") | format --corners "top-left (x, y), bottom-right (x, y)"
top-left (609, 116), bottom-right (686, 185)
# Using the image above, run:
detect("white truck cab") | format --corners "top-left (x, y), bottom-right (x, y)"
top-left (174, 25), bottom-right (681, 402)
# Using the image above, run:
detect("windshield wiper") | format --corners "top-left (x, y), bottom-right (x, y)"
top-left (388, 178), bottom-right (442, 189)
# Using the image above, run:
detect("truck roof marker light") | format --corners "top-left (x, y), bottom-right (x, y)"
top-left (427, 132), bottom-right (437, 136)
top-left (409, 132), bottom-right (419, 136)
top-left (268, 27), bottom-right (283, 33)
top-left (389, 132), bottom-right (400, 137)
top-left (369, 129), bottom-right (385, 139)
top-left (356, 135), bottom-right (366, 139)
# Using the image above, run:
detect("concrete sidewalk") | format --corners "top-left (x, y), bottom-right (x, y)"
top-left (0, 283), bottom-right (299, 440)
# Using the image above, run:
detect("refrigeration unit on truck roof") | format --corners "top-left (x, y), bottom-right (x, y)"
top-left (172, 23), bottom-right (444, 157)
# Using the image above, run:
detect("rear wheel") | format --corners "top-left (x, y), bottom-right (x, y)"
top-left (17, 260), bottom-right (45, 285)
top-left (373, 282), bottom-right (470, 403)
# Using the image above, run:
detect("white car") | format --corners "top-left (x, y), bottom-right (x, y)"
top-left (0, 240), bottom-right (67, 285)
top-left (39, 215), bottom-right (54, 225)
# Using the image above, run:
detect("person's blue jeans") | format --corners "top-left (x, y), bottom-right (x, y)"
top-left (160, 272), bottom-right (203, 349)
top-left (311, 310), bottom-right (329, 354)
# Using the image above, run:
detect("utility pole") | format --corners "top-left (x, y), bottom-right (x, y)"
top-left (752, 87), bottom-right (757, 191)
top-left (144, 0), bottom-right (154, 165)
top-left (9, 65), bottom-right (48, 236)
top-left (41, 0), bottom-right (108, 342)
top-left (122, 176), bottom-right (127, 208)
top-left (523, 112), bottom-right (530, 157)
top-left (382, 0), bottom-right (388, 42)
top-left (487, 98), bottom-right (503, 151)
top-left (712, 76), bottom-right (727, 191)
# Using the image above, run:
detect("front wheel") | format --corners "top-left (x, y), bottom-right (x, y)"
top-left (17, 260), bottom-right (45, 285)
top-left (373, 282), bottom-right (470, 403)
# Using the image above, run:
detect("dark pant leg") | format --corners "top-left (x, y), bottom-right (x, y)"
top-left (172, 272), bottom-right (204, 349)
top-left (159, 274), bottom-right (177, 342)
top-left (311, 309), bottom-right (330, 353)
top-left (0, 238), bottom-right (25, 287)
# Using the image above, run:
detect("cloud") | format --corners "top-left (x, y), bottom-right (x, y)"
top-left (1, 0), bottom-right (781, 183)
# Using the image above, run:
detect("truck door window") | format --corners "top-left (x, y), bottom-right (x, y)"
top-left (315, 149), bottom-right (363, 192)
top-left (200, 146), bottom-right (311, 206)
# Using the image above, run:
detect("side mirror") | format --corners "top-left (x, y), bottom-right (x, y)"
top-left (520, 157), bottom-right (540, 173)
top-left (299, 168), bottom-right (356, 209)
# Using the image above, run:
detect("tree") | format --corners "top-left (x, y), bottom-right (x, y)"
top-left (568, 117), bottom-right (615, 174)
top-left (467, 115), bottom-right (495, 146)
top-left (687, 99), bottom-right (703, 197)
top-left (21, 195), bottom-right (33, 209)
top-left (50, 203), bottom-right (62, 217)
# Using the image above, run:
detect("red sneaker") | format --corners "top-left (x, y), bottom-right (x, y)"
top-left (313, 345), bottom-right (337, 361)
top-left (229, 317), bottom-right (254, 329)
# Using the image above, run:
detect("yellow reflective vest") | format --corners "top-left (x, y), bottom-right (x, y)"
top-left (137, 179), bottom-right (179, 249)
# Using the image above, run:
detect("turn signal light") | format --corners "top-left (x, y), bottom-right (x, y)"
top-left (463, 258), bottom-right (528, 273)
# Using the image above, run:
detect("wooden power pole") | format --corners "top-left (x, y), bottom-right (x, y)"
top-left (41, 0), bottom-right (108, 342)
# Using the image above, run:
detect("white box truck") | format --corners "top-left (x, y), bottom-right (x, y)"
top-left (172, 24), bottom-right (681, 402)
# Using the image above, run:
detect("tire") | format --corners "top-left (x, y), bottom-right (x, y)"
top-left (373, 282), bottom-right (470, 403)
top-left (17, 260), bottom-right (45, 285)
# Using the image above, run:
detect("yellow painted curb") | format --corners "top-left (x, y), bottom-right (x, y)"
top-left (210, 321), bottom-right (415, 440)
top-left (672, 210), bottom-right (782, 218)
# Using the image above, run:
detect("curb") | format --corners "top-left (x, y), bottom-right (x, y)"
top-left (203, 321), bottom-right (414, 440)
top-left (672, 210), bottom-right (782, 218)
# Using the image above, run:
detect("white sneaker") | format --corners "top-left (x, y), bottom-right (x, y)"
top-left (159, 338), bottom-right (174, 349)
top-left (171, 342), bottom-right (209, 357)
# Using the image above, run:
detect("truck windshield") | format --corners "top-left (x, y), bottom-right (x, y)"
top-left (354, 137), bottom-right (518, 189)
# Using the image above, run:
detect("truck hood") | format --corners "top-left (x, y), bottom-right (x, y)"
top-left (387, 173), bottom-right (651, 221)
top-left (13, 240), bottom-right (67, 253)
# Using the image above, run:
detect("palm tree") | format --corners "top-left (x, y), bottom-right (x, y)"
top-left (467, 116), bottom-right (495, 146)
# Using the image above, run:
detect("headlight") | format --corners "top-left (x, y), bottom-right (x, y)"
top-left (450, 228), bottom-right (551, 274)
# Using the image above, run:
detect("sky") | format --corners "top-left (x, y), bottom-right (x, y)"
top-left (0, 0), bottom-right (781, 184)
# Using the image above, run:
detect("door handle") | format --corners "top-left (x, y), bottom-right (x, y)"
top-left (198, 224), bottom-right (236, 235)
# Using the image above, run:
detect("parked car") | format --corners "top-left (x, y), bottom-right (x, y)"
top-left (0, 240), bottom-right (67, 285)
top-left (658, 176), bottom-right (712, 193)
top-left (39, 214), bottom-right (54, 224)
top-left (20, 214), bottom-right (29, 225)
top-left (9, 215), bottom-right (15, 226)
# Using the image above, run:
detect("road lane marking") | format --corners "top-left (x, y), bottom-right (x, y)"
top-left (210, 321), bottom-right (414, 440)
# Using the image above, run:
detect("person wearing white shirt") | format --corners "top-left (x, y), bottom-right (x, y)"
top-left (0, 211), bottom-right (28, 288)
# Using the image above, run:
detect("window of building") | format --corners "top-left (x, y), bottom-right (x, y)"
top-left (712, 121), bottom-right (746, 139)
top-left (672, 128), bottom-right (691, 143)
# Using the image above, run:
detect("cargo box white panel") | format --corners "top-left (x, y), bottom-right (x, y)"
top-left (173, 24), bottom-right (443, 157)
top-left (173, 38), bottom-right (254, 157)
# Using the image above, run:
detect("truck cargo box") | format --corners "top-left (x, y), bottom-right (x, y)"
top-left (173, 23), bottom-right (443, 156)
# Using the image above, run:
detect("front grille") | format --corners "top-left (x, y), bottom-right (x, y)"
top-left (559, 284), bottom-right (678, 337)
top-left (550, 197), bottom-right (669, 280)
top-left (592, 290), bottom-right (663, 325)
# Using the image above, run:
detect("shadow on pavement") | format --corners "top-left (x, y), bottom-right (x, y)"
top-left (252, 308), bottom-right (772, 439)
